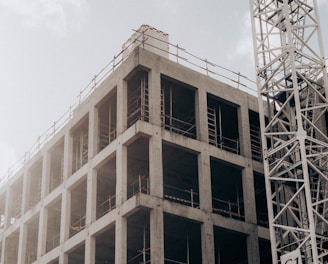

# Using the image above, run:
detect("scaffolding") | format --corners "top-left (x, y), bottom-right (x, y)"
top-left (207, 106), bottom-right (240, 154)
top-left (127, 74), bottom-right (149, 127)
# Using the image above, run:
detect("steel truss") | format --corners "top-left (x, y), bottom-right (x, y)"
top-left (249, 0), bottom-right (328, 263)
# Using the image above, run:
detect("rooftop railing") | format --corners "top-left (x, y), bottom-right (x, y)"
top-left (0, 27), bottom-right (256, 189)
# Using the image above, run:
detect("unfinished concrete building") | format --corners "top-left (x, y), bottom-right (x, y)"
top-left (0, 25), bottom-right (271, 263)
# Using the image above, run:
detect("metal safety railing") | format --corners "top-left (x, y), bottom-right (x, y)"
top-left (212, 197), bottom-right (244, 220)
top-left (0, 27), bottom-right (256, 189)
top-left (164, 185), bottom-right (199, 208)
top-left (70, 215), bottom-right (86, 237)
top-left (96, 194), bottom-right (116, 219)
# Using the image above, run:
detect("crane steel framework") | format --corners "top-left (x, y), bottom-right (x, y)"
top-left (249, 0), bottom-right (328, 263)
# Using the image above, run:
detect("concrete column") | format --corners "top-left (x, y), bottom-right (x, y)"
top-left (198, 149), bottom-right (212, 211)
top-left (201, 220), bottom-right (215, 264)
top-left (238, 105), bottom-right (252, 158)
top-left (37, 206), bottom-right (47, 258)
top-left (247, 226), bottom-right (260, 264)
top-left (86, 168), bottom-right (97, 225)
top-left (63, 132), bottom-right (72, 180)
top-left (116, 143), bottom-right (127, 205)
top-left (41, 151), bottom-right (50, 199)
top-left (150, 208), bottom-right (164, 264)
top-left (148, 66), bottom-right (162, 127)
top-left (115, 215), bottom-right (127, 263)
top-left (88, 106), bottom-right (98, 159)
top-left (21, 171), bottom-right (28, 215)
top-left (116, 79), bottom-right (127, 135)
top-left (85, 234), bottom-right (96, 264)
top-left (196, 88), bottom-right (209, 142)
top-left (60, 188), bottom-right (70, 243)
top-left (4, 187), bottom-right (10, 228)
top-left (149, 130), bottom-right (163, 197)
top-left (17, 224), bottom-right (26, 264)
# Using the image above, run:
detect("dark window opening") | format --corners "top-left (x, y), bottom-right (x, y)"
top-left (214, 227), bottom-right (248, 264)
top-left (207, 94), bottom-right (240, 154)
top-left (254, 172), bottom-right (269, 227)
top-left (127, 137), bottom-right (149, 198)
top-left (46, 199), bottom-right (61, 253)
top-left (25, 215), bottom-right (39, 264)
top-left (95, 225), bottom-right (115, 264)
top-left (164, 213), bottom-right (202, 264)
top-left (127, 69), bottom-right (149, 127)
top-left (70, 179), bottom-right (87, 238)
top-left (127, 209), bottom-right (150, 264)
top-left (67, 243), bottom-right (85, 264)
top-left (72, 117), bottom-right (89, 174)
top-left (249, 110), bottom-right (262, 161)
top-left (9, 179), bottom-right (23, 224)
top-left (162, 143), bottom-right (199, 208)
top-left (49, 140), bottom-right (64, 193)
top-left (210, 158), bottom-right (244, 220)
top-left (161, 76), bottom-right (197, 139)
top-left (98, 91), bottom-right (117, 152)
top-left (26, 161), bottom-right (42, 212)
top-left (259, 238), bottom-right (272, 264)
top-left (96, 157), bottom-right (116, 219)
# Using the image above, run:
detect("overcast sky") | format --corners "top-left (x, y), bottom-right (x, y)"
top-left (0, 0), bottom-right (327, 178)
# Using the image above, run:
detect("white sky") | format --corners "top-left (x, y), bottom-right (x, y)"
top-left (0, 0), bottom-right (327, 178)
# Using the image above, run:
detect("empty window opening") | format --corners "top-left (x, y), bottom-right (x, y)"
top-left (127, 209), bottom-right (150, 264)
top-left (163, 143), bottom-right (199, 208)
top-left (161, 76), bottom-right (197, 139)
top-left (67, 243), bottom-right (85, 264)
top-left (249, 110), bottom-right (262, 161)
top-left (0, 193), bottom-right (6, 232)
top-left (70, 178), bottom-right (87, 237)
top-left (98, 91), bottom-right (117, 152)
top-left (127, 69), bottom-right (149, 127)
top-left (207, 94), bottom-right (240, 154)
top-left (9, 178), bottom-right (23, 224)
top-left (214, 227), bottom-right (248, 264)
top-left (72, 117), bottom-right (89, 174)
top-left (46, 199), bottom-right (62, 253)
top-left (254, 172), bottom-right (268, 227)
top-left (95, 224), bottom-right (115, 264)
top-left (26, 160), bottom-right (42, 212)
top-left (210, 158), bottom-right (244, 220)
top-left (259, 239), bottom-right (272, 264)
top-left (47, 258), bottom-right (59, 264)
top-left (49, 140), bottom-right (64, 193)
top-left (25, 215), bottom-right (39, 264)
top-left (96, 158), bottom-right (116, 219)
top-left (5, 230), bottom-right (19, 263)
top-left (127, 137), bottom-right (149, 198)
top-left (164, 213), bottom-right (202, 264)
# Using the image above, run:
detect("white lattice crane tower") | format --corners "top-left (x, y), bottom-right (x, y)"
top-left (249, 0), bottom-right (328, 263)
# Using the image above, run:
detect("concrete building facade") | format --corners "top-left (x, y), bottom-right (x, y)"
top-left (0, 27), bottom-right (272, 264)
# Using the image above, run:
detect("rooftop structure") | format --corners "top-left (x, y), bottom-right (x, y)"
top-left (0, 25), bottom-right (271, 264)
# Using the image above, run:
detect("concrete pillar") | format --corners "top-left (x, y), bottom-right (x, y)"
top-left (117, 79), bottom-right (127, 135)
top-left (86, 168), bottom-right (97, 225)
top-left (37, 207), bottom-right (47, 258)
top-left (85, 234), bottom-right (96, 264)
top-left (17, 224), bottom-right (26, 264)
top-left (148, 66), bottom-right (162, 127)
top-left (238, 105), bottom-right (252, 158)
top-left (88, 106), bottom-right (98, 159)
top-left (198, 149), bottom-right (212, 211)
top-left (116, 143), bottom-right (127, 205)
top-left (41, 151), bottom-right (51, 198)
top-left (196, 88), bottom-right (209, 142)
top-left (115, 215), bottom-right (127, 263)
top-left (63, 132), bottom-right (72, 180)
top-left (201, 220), bottom-right (215, 264)
top-left (149, 131), bottom-right (163, 197)
top-left (60, 188), bottom-right (70, 243)
top-left (150, 208), bottom-right (164, 264)
top-left (247, 226), bottom-right (260, 264)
